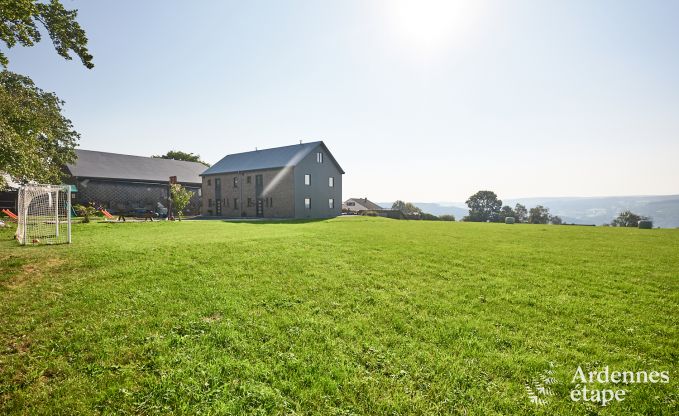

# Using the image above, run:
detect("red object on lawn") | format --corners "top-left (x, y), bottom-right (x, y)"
top-left (100, 209), bottom-right (115, 219)
top-left (2, 209), bottom-right (18, 220)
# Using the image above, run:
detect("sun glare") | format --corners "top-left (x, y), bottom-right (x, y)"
top-left (386, 0), bottom-right (482, 53)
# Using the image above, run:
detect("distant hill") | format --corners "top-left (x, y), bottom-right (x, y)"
top-left (380, 195), bottom-right (679, 228)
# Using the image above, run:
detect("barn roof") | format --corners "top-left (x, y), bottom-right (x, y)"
top-left (65, 149), bottom-right (206, 185)
top-left (202, 141), bottom-right (344, 175)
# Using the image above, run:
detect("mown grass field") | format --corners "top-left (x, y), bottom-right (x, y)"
top-left (0, 217), bottom-right (677, 415)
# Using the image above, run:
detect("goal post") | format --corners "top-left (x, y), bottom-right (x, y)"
top-left (16, 185), bottom-right (72, 245)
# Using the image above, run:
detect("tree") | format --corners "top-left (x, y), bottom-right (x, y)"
top-left (499, 205), bottom-right (516, 221)
top-left (514, 203), bottom-right (528, 223)
top-left (0, 0), bottom-right (93, 68)
top-left (170, 183), bottom-right (193, 220)
top-left (420, 212), bottom-right (439, 221)
top-left (1, 0), bottom-right (93, 188)
top-left (392, 200), bottom-right (422, 216)
top-left (528, 205), bottom-right (551, 224)
top-left (439, 214), bottom-right (456, 221)
top-left (0, 71), bottom-right (79, 187)
top-left (550, 215), bottom-right (563, 225)
top-left (153, 150), bottom-right (210, 166)
top-left (611, 210), bottom-right (647, 227)
top-left (464, 190), bottom-right (502, 222)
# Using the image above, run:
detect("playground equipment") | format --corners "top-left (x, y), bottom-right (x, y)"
top-left (16, 185), bottom-right (71, 245)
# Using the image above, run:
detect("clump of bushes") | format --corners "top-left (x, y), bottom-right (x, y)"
top-left (360, 210), bottom-right (379, 217)
top-left (74, 204), bottom-right (98, 223)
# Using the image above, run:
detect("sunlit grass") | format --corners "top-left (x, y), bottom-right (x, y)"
top-left (1, 217), bottom-right (677, 415)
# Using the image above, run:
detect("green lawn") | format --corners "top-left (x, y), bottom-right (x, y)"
top-left (0, 217), bottom-right (677, 415)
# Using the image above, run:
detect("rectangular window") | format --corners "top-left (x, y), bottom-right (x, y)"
top-left (255, 174), bottom-right (263, 186)
top-left (207, 179), bottom-right (211, 186)
top-left (233, 177), bottom-right (238, 188)
top-left (329, 198), bottom-right (334, 209)
top-left (328, 177), bottom-right (334, 187)
top-left (247, 197), bottom-right (253, 207)
top-left (247, 176), bottom-right (251, 184)
top-left (316, 152), bottom-right (323, 163)
top-left (208, 198), bottom-right (212, 207)
top-left (304, 174), bottom-right (311, 186)
top-left (234, 198), bottom-right (239, 209)
top-left (269, 197), bottom-right (273, 207)
top-left (215, 178), bottom-right (221, 187)
top-left (304, 198), bottom-right (311, 209)
top-left (347, 202), bottom-right (355, 206)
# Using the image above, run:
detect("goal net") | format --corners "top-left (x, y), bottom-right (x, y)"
top-left (16, 185), bottom-right (71, 245)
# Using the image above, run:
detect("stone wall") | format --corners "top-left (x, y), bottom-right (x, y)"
top-left (70, 178), bottom-right (201, 215)
top-left (201, 168), bottom-right (294, 217)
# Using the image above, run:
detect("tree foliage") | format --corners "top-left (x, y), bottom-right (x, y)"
top-left (528, 205), bottom-right (551, 224)
top-left (153, 150), bottom-right (210, 166)
top-left (73, 203), bottom-right (97, 223)
top-left (439, 214), bottom-right (456, 221)
top-left (499, 205), bottom-right (516, 221)
top-left (464, 190), bottom-right (502, 222)
top-left (550, 215), bottom-right (563, 225)
top-left (1, 0), bottom-right (92, 188)
top-left (391, 200), bottom-right (422, 216)
top-left (170, 183), bottom-right (193, 220)
top-left (0, 71), bottom-right (78, 188)
top-left (0, 0), bottom-right (93, 68)
top-left (514, 203), bottom-right (528, 223)
top-left (611, 210), bottom-right (647, 227)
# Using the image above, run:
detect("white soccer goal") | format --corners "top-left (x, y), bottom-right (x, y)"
top-left (16, 185), bottom-right (71, 245)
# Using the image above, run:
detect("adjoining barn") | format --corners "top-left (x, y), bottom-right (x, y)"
top-left (64, 150), bottom-right (206, 215)
top-left (201, 141), bottom-right (344, 219)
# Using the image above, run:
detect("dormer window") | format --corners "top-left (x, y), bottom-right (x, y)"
top-left (316, 152), bottom-right (323, 163)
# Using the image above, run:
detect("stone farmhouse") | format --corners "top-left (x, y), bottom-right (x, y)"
top-left (201, 142), bottom-right (344, 219)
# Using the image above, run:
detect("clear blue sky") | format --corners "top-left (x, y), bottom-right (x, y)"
top-left (7, 0), bottom-right (679, 202)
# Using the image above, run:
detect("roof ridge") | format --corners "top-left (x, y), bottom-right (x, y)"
top-left (221, 141), bottom-right (322, 158)
top-left (75, 149), bottom-right (207, 166)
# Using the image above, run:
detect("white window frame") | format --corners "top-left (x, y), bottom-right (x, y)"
top-left (304, 174), bottom-right (311, 186)
top-left (316, 152), bottom-right (323, 163)
top-left (328, 177), bottom-right (334, 187)
top-left (304, 198), bottom-right (311, 209)
top-left (329, 198), bottom-right (334, 209)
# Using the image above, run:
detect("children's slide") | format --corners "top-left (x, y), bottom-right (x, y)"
top-left (1, 209), bottom-right (18, 220)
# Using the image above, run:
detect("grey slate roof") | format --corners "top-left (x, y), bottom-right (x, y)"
top-left (345, 198), bottom-right (383, 211)
top-left (202, 141), bottom-right (344, 175)
top-left (65, 149), bottom-right (206, 185)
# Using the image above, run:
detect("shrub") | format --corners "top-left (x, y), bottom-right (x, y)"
top-left (360, 210), bottom-right (379, 217)
top-left (439, 214), bottom-right (456, 221)
top-left (74, 204), bottom-right (98, 223)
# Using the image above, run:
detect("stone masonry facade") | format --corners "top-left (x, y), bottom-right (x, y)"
top-left (201, 167), bottom-right (294, 218)
top-left (69, 179), bottom-right (201, 215)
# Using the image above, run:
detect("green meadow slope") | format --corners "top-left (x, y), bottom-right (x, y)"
top-left (0, 217), bottom-right (677, 415)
